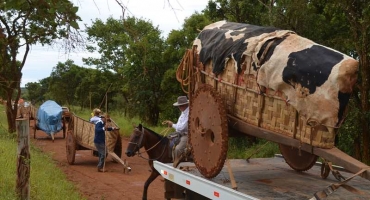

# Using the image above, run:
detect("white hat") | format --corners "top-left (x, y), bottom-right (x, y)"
top-left (173, 96), bottom-right (189, 106)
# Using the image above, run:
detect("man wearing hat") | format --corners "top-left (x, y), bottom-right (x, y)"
top-left (164, 96), bottom-right (189, 162)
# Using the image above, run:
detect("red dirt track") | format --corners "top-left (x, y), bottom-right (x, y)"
top-left (31, 121), bottom-right (164, 200)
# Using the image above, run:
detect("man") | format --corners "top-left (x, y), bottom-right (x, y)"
top-left (94, 115), bottom-right (116, 172)
top-left (90, 108), bottom-right (101, 124)
top-left (164, 96), bottom-right (189, 162)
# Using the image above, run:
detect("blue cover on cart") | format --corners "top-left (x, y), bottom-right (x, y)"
top-left (37, 100), bottom-right (63, 135)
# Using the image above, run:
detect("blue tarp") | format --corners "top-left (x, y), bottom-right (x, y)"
top-left (37, 100), bottom-right (63, 135)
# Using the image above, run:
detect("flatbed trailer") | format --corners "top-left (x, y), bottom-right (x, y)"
top-left (154, 156), bottom-right (370, 200)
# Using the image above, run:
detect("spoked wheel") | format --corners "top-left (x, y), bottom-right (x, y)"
top-left (279, 144), bottom-right (318, 171)
top-left (66, 130), bottom-right (76, 165)
top-left (189, 84), bottom-right (228, 178)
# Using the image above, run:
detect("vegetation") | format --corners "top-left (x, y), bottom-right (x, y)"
top-left (0, 0), bottom-right (83, 133)
top-left (0, 105), bottom-right (84, 200)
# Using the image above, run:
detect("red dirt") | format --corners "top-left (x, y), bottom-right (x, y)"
top-left (31, 122), bottom-right (165, 200)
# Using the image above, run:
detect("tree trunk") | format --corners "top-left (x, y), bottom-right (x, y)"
top-left (5, 92), bottom-right (17, 133)
top-left (360, 54), bottom-right (370, 164)
top-left (354, 136), bottom-right (361, 160)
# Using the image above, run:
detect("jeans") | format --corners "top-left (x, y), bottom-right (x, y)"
top-left (95, 143), bottom-right (106, 169)
top-left (173, 135), bottom-right (188, 161)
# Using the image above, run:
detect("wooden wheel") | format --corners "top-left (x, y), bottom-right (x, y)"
top-left (279, 144), bottom-right (318, 171)
top-left (189, 84), bottom-right (228, 178)
top-left (66, 130), bottom-right (76, 165)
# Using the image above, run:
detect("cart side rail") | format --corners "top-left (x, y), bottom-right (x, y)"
top-left (70, 114), bottom-right (120, 153)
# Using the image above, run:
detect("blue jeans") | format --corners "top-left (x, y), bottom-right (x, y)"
top-left (95, 143), bottom-right (106, 169)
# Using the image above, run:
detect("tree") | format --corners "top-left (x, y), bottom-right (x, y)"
top-left (0, 0), bottom-right (82, 133)
top-left (160, 12), bottom-right (212, 121)
top-left (85, 16), bottom-right (168, 125)
top-left (204, 0), bottom-right (271, 25)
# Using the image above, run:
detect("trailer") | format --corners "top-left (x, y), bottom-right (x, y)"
top-left (154, 156), bottom-right (370, 200)
top-left (65, 114), bottom-right (130, 173)
top-left (171, 21), bottom-right (370, 199)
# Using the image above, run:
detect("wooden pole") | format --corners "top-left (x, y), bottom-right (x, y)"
top-left (16, 118), bottom-right (30, 200)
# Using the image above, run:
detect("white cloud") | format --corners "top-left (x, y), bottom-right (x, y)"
top-left (20, 0), bottom-right (208, 87)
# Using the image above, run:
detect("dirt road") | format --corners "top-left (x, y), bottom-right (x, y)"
top-left (31, 123), bottom-right (165, 200)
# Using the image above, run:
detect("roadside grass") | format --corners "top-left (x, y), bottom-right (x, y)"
top-left (0, 105), bottom-right (85, 200)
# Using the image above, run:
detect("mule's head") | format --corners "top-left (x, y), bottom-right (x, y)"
top-left (125, 124), bottom-right (144, 157)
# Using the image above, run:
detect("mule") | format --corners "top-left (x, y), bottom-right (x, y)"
top-left (126, 124), bottom-right (174, 200)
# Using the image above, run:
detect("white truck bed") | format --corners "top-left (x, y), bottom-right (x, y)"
top-left (154, 156), bottom-right (370, 200)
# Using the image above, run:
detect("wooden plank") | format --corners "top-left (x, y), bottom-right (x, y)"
top-left (109, 152), bottom-right (131, 174)
top-left (226, 159), bottom-right (238, 190)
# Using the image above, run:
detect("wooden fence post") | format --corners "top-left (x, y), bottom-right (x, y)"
top-left (16, 118), bottom-right (30, 200)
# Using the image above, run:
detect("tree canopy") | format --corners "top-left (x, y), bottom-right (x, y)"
top-left (0, 0), bottom-right (82, 132)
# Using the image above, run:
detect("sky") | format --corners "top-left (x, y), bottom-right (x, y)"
top-left (19, 0), bottom-right (209, 87)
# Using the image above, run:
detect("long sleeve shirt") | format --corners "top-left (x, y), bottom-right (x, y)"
top-left (94, 119), bottom-right (113, 144)
top-left (90, 116), bottom-right (101, 124)
top-left (172, 107), bottom-right (189, 134)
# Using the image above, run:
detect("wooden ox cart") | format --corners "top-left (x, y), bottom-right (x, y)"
top-left (29, 100), bottom-right (67, 141)
top-left (178, 21), bottom-right (370, 187)
top-left (66, 114), bottom-right (130, 173)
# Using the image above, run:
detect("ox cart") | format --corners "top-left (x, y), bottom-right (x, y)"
top-left (176, 21), bottom-right (370, 192)
top-left (66, 114), bottom-right (130, 173)
top-left (30, 100), bottom-right (67, 141)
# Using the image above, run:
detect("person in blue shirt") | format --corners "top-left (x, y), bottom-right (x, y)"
top-left (94, 115), bottom-right (116, 172)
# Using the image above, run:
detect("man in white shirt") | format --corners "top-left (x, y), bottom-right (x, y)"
top-left (164, 96), bottom-right (189, 162)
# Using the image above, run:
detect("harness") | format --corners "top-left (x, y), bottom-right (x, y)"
top-left (128, 127), bottom-right (171, 161)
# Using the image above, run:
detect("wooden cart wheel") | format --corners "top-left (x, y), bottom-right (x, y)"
top-left (189, 84), bottom-right (228, 178)
top-left (279, 144), bottom-right (318, 171)
top-left (66, 130), bottom-right (76, 165)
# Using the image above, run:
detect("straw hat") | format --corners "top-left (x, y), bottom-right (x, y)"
top-left (173, 96), bottom-right (189, 106)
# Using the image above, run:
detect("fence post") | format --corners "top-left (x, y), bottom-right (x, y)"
top-left (16, 118), bottom-right (30, 200)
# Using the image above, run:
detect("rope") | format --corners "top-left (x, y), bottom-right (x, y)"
top-left (139, 127), bottom-right (171, 153)
top-left (176, 50), bottom-right (193, 94)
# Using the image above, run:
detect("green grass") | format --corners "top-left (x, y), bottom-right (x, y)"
top-left (227, 137), bottom-right (280, 159)
top-left (0, 105), bottom-right (85, 200)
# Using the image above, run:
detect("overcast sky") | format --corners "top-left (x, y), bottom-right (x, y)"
top-left (19, 0), bottom-right (209, 87)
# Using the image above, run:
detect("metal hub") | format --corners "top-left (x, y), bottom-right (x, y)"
top-left (189, 84), bottom-right (228, 178)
